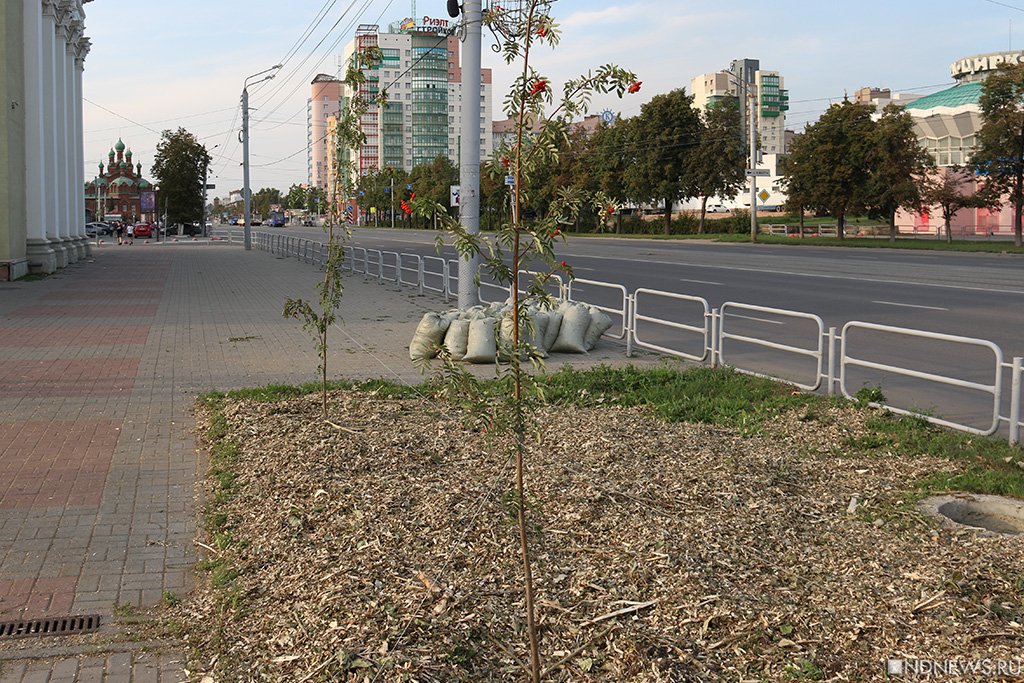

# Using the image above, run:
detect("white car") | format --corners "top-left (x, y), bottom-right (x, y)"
top-left (706, 204), bottom-right (729, 213)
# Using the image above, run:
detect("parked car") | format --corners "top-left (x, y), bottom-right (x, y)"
top-left (133, 223), bottom-right (153, 238)
top-left (86, 221), bottom-right (112, 236)
top-left (706, 204), bottom-right (730, 213)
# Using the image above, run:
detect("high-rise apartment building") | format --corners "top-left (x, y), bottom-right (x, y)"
top-left (311, 19), bottom-right (493, 192)
top-left (308, 74), bottom-right (343, 191)
top-left (690, 58), bottom-right (790, 155)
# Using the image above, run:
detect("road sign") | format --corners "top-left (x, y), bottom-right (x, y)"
top-left (504, 175), bottom-right (515, 186)
top-left (450, 184), bottom-right (460, 206)
top-left (745, 168), bottom-right (770, 177)
top-left (758, 189), bottom-right (770, 203)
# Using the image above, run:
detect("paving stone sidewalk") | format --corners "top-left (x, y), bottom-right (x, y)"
top-left (0, 239), bottom-right (659, 681)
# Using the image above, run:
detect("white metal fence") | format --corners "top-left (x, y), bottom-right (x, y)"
top-left (249, 231), bottom-right (1024, 447)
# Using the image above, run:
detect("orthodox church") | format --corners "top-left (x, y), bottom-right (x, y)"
top-left (85, 139), bottom-right (156, 224)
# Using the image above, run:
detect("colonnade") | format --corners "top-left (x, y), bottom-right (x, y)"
top-left (23, 0), bottom-right (90, 273)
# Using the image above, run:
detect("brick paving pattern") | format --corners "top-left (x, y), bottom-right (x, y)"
top-left (0, 239), bottom-right (657, 681)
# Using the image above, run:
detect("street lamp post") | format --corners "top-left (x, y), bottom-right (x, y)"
top-left (242, 64), bottom-right (281, 250)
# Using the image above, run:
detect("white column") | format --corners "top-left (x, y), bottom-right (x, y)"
top-left (41, 1), bottom-right (67, 267)
top-left (55, 12), bottom-right (77, 263)
top-left (24, 0), bottom-right (56, 273)
top-left (65, 37), bottom-right (83, 258)
top-left (75, 38), bottom-right (90, 255)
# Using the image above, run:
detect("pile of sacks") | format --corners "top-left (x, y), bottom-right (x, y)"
top-left (409, 300), bottom-right (614, 363)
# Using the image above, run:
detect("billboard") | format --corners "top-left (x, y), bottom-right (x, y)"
top-left (140, 191), bottom-right (156, 212)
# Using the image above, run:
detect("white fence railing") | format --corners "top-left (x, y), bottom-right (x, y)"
top-left (249, 231), bottom-right (1024, 447)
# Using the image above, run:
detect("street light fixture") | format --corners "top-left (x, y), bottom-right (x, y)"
top-left (242, 64), bottom-right (282, 250)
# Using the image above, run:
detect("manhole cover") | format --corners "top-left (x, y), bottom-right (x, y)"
top-left (0, 614), bottom-right (101, 640)
top-left (920, 494), bottom-right (1024, 536)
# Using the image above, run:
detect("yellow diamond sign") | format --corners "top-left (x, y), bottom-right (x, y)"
top-left (758, 189), bottom-right (770, 203)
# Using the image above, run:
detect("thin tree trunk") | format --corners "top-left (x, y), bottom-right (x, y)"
top-left (615, 211), bottom-right (621, 234)
top-left (889, 209), bottom-right (896, 242)
top-left (946, 217), bottom-right (953, 244)
top-left (698, 196), bottom-right (707, 235)
top-left (663, 198), bottom-right (672, 235)
top-left (837, 213), bottom-right (846, 240)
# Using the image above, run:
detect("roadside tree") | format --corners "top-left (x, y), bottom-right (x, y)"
top-left (624, 88), bottom-right (702, 235)
top-left (688, 97), bottom-right (746, 233)
top-left (285, 184), bottom-right (307, 210)
top-left (588, 118), bottom-right (634, 232)
top-left (410, 3), bottom-right (638, 679)
top-left (781, 100), bottom-right (875, 239)
top-left (251, 187), bottom-right (283, 219)
top-left (972, 63), bottom-right (1024, 246)
top-left (866, 104), bottom-right (934, 241)
top-left (151, 128), bottom-right (211, 226)
top-left (920, 166), bottom-right (993, 243)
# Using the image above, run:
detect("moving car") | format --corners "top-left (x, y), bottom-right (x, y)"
top-left (133, 223), bottom-right (153, 238)
top-left (86, 221), bottom-right (112, 236)
top-left (706, 204), bottom-right (729, 213)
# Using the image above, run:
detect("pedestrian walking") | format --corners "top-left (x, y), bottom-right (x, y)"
top-left (115, 224), bottom-right (124, 245)
top-left (126, 224), bottom-right (134, 245)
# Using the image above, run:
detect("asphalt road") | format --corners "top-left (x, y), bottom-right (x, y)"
top-left (244, 225), bottom-right (1024, 434)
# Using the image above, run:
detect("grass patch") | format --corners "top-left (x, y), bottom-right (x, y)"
top-left (15, 272), bottom-right (51, 281)
top-left (845, 412), bottom-right (1024, 498)
top-left (715, 233), bottom-right (1024, 253)
top-left (541, 365), bottom-right (813, 432)
top-left (543, 365), bottom-right (1023, 498)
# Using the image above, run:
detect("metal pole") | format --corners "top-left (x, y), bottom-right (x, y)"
top-left (827, 327), bottom-right (837, 397)
top-left (1010, 356), bottom-right (1022, 446)
top-left (457, 0), bottom-right (482, 308)
top-left (749, 86), bottom-right (758, 242)
top-left (390, 175), bottom-right (394, 229)
top-left (242, 86), bottom-right (252, 251)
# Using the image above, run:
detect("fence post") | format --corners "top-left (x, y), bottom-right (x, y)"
top-left (418, 258), bottom-right (425, 295)
top-left (1011, 356), bottom-right (1022, 446)
top-left (443, 260), bottom-right (450, 302)
top-left (827, 326), bottom-right (837, 397)
top-left (625, 294), bottom-right (634, 358)
top-left (709, 308), bottom-right (719, 368)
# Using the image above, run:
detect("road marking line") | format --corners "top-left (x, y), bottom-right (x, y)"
top-left (679, 277), bottom-right (723, 285)
top-left (872, 300), bottom-right (949, 311)
top-left (559, 254), bottom-right (1024, 296)
top-left (725, 313), bottom-right (785, 325)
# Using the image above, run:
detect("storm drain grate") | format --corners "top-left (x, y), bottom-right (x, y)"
top-left (0, 614), bottom-right (101, 639)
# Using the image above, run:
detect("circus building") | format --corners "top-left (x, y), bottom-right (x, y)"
top-left (85, 139), bottom-right (157, 225)
top-left (898, 51), bottom-right (1024, 236)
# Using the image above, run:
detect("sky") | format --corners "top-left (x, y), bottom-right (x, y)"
top-left (81, 0), bottom-right (1024, 199)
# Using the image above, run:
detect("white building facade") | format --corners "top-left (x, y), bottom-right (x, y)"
top-left (1, 0), bottom-right (91, 280)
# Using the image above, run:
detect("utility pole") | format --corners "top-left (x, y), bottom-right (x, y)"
top-left (242, 86), bottom-right (251, 249)
top-left (457, 0), bottom-right (482, 307)
top-left (390, 174), bottom-right (395, 229)
top-left (242, 65), bottom-right (281, 251)
top-left (749, 90), bottom-right (758, 242)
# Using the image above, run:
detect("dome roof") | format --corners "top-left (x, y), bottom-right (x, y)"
top-left (137, 178), bottom-right (151, 189)
top-left (115, 138), bottom-right (125, 152)
top-left (111, 176), bottom-right (134, 186)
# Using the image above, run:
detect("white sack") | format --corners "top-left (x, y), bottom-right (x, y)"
top-left (584, 306), bottom-right (614, 350)
top-left (443, 319), bottom-right (471, 360)
top-left (464, 317), bottom-right (497, 364)
top-left (550, 303), bottom-right (591, 354)
top-left (409, 312), bottom-right (450, 361)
